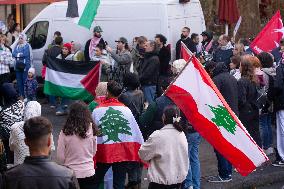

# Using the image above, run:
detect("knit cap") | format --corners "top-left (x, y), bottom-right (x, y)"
top-left (28, 67), bottom-right (35, 75)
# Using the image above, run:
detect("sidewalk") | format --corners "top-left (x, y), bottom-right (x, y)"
top-left (200, 139), bottom-right (284, 189)
top-left (141, 138), bottom-right (284, 189)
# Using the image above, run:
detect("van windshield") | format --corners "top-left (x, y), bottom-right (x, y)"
top-left (26, 21), bottom-right (49, 49)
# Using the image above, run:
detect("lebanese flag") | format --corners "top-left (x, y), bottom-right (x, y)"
top-left (181, 42), bottom-right (193, 61)
top-left (165, 55), bottom-right (269, 176)
top-left (92, 98), bottom-right (144, 163)
top-left (250, 10), bottom-right (284, 54)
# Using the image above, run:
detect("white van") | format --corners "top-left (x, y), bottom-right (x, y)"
top-left (12, 0), bottom-right (205, 76)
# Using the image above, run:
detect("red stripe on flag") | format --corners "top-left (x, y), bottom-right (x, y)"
top-left (166, 85), bottom-right (256, 176)
top-left (181, 42), bottom-right (193, 62)
top-left (80, 63), bottom-right (100, 97)
top-left (190, 57), bottom-right (267, 158)
top-left (95, 142), bottom-right (142, 163)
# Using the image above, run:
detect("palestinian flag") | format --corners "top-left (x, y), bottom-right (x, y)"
top-left (44, 57), bottom-right (100, 101)
top-left (66, 0), bottom-right (101, 29)
top-left (165, 52), bottom-right (269, 176)
top-left (92, 98), bottom-right (144, 163)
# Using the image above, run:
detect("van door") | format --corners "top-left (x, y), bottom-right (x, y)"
top-left (25, 20), bottom-right (50, 78)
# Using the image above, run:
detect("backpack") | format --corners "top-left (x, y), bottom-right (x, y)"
top-left (256, 84), bottom-right (268, 110)
top-left (257, 71), bottom-right (276, 113)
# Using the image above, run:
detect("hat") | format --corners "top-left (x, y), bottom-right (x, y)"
top-left (28, 67), bottom-right (35, 75)
top-left (63, 43), bottom-right (72, 52)
top-left (115, 37), bottom-right (128, 44)
top-left (93, 26), bottom-right (103, 33)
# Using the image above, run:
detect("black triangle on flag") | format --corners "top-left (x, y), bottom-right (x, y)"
top-left (66, 0), bottom-right (79, 18)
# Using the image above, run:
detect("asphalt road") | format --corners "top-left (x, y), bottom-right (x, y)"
top-left (41, 102), bottom-right (284, 189)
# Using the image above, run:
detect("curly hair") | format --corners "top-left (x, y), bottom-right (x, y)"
top-left (63, 101), bottom-right (98, 138)
top-left (240, 55), bottom-right (259, 84)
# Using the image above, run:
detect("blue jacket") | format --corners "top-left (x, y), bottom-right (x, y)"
top-left (12, 44), bottom-right (31, 71)
top-left (213, 48), bottom-right (233, 67)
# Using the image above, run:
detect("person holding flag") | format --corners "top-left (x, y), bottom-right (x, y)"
top-left (207, 61), bottom-right (239, 183)
top-left (92, 80), bottom-right (144, 189)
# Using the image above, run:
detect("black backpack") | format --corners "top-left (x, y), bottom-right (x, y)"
top-left (257, 71), bottom-right (276, 113)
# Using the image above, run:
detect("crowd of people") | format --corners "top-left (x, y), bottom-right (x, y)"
top-left (0, 16), bottom-right (284, 189)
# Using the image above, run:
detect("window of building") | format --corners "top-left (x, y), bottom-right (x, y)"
top-left (26, 21), bottom-right (49, 49)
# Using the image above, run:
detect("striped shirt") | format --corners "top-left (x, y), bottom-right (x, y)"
top-left (0, 45), bottom-right (14, 75)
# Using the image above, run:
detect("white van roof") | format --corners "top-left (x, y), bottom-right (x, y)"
top-left (51, 0), bottom-right (198, 6)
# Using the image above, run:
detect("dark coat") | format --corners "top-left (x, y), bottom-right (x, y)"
top-left (158, 46), bottom-right (171, 76)
top-left (212, 62), bottom-right (239, 116)
top-left (139, 52), bottom-right (160, 86)
top-left (274, 63), bottom-right (284, 111)
top-left (119, 89), bottom-right (144, 122)
top-left (213, 48), bottom-right (233, 67)
top-left (42, 45), bottom-right (62, 65)
top-left (139, 96), bottom-right (195, 140)
top-left (237, 77), bottom-right (261, 146)
top-left (271, 47), bottom-right (282, 65)
top-left (3, 156), bottom-right (79, 189)
top-left (176, 37), bottom-right (197, 60)
top-left (84, 38), bottom-right (106, 62)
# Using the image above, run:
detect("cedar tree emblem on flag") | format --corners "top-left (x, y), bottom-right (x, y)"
top-left (99, 107), bottom-right (132, 144)
top-left (165, 44), bottom-right (269, 176)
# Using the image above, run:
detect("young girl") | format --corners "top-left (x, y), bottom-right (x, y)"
top-left (57, 101), bottom-right (98, 189)
top-left (57, 43), bottom-right (72, 60)
top-left (139, 105), bottom-right (189, 189)
top-left (24, 67), bottom-right (38, 102)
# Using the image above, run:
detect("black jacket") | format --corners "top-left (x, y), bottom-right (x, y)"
top-left (274, 63), bottom-right (284, 111)
top-left (213, 48), bottom-right (233, 67)
top-left (2, 156), bottom-right (79, 189)
top-left (158, 46), bottom-right (171, 76)
top-left (42, 45), bottom-right (62, 65)
top-left (212, 62), bottom-right (239, 115)
top-left (84, 38), bottom-right (106, 62)
top-left (271, 47), bottom-right (282, 65)
top-left (119, 89), bottom-right (144, 122)
top-left (176, 37), bottom-right (197, 60)
top-left (139, 52), bottom-right (160, 86)
top-left (237, 77), bottom-right (261, 146)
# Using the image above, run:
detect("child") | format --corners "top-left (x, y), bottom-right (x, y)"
top-left (24, 67), bottom-right (38, 101)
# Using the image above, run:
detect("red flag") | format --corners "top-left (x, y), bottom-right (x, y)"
top-left (165, 53), bottom-right (268, 176)
top-left (181, 42), bottom-right (193, 62)
top-left (250, 10), bottom-right (284, 54)
top-left (80, 63), bottom-right (100, 97)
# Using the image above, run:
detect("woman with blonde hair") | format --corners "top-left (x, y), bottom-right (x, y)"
top-left (233, 43), bottom-right (245, 56)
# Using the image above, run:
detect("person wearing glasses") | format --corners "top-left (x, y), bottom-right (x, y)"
top-left (175, 27), bottom-right (197, 60)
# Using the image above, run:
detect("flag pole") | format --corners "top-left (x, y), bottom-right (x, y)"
top-left (162, 55), bottom-right (194, 96)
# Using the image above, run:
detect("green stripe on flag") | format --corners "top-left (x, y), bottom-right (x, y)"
top-left (44, 81), bottom-right (93, 101)
top-left (78, 0), bottom-right (101, 29)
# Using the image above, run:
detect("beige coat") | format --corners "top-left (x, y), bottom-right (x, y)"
top-left (139, 124), bottom-right (189, 185)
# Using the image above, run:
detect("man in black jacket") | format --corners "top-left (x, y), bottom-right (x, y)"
top-left (208, 62), bottom-right (238, 183)
top-left (139, 40), bottom-right (160, 104)
top-left (155, 34), bottom-right (171, 76)
top-left (176, 27), bottom-right (197, 59)
top-left (273, 59), bottom-right (284, 166)
top-left (3, 116), bottom-right (79, 189)
top-left (271, 38), bottom-right (284, 65)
